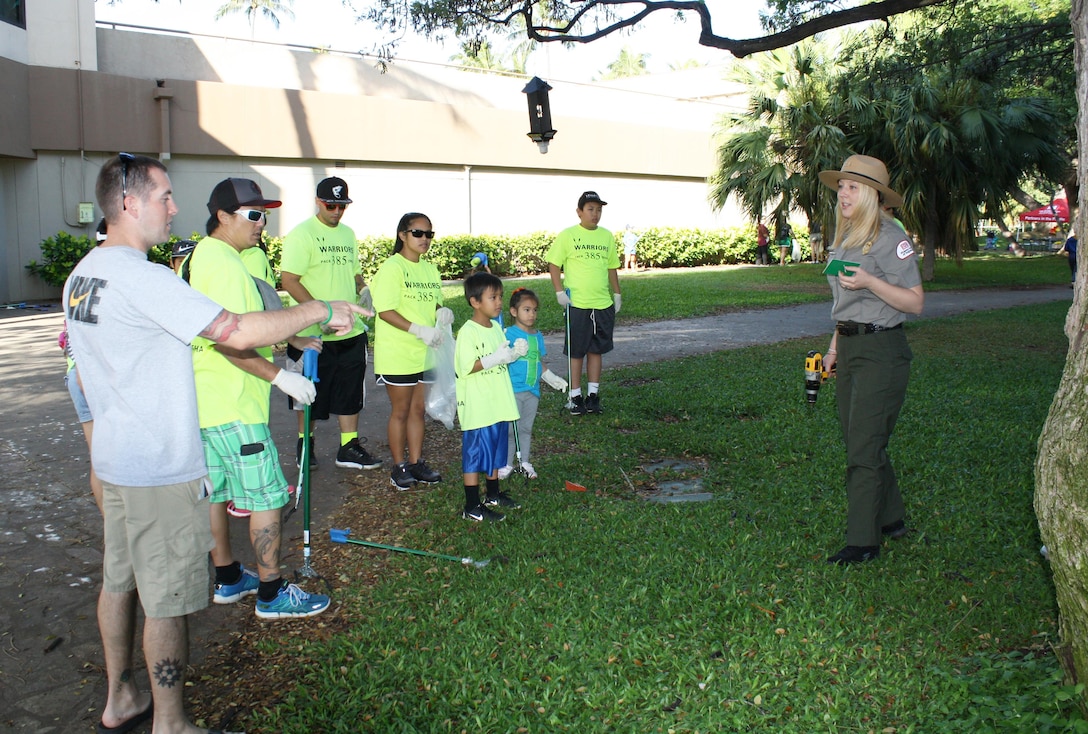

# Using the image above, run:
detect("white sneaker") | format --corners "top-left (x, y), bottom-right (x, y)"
top-left (520, 462), bottom-right (537, 479)
top-left (497, 465), bottom-right (514, 480)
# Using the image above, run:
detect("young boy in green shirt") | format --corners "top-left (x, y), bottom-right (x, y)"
top-left (455, 273), bottom-right (528, 521)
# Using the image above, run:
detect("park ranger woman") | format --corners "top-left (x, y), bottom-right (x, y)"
top-left (819, 155), bottom-right (925, 565)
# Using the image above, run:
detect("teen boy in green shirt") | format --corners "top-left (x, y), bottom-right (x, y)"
top-left (546, 191), bottom-right (622, 416)
top-left (455, 273), bottom-right (527, 521)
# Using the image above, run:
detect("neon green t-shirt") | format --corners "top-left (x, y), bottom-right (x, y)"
top-left (455, 319), bottom-right (520, 431)
top-left (280, 216), bottom-right (363, 340)
top-left (188, 238), bottom-right (273, 428)
top-left (545, 224), bottom-right (620, 309)
top-left (371, 252), bottom-right (444, 375)
top-left (240, 246), bottom-right (275, 286)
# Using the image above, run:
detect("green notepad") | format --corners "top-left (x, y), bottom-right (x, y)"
top-left (823, 260), bottom-right (860, 276)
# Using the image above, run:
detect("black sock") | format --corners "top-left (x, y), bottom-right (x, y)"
top-left (258, 577), bottom-right (283, 602)
top-left (465, 484), bottom-right (480, 509)
top-left (485, 477), bottom-right (500, 499)
top-left (214, 561), bottom-right (242, 586)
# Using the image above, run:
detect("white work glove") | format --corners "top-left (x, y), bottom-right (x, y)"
top-left (511, 338), bottom-right (529, 357)
top-left (480, 343), bottom-right (518, 370)
top-left (409, 323), bottom-right (444, 348)
top-left (613, 293), bottom-right (622, 314)
top-left (556, 291), bottom-right (571, 308)
top-left (435, 307), bottom-right (454, 327)
top-left (357, 286), bottom-right (373, 314)
top-left (271, 369), bottom-right (316, 405)
top-left (541, 369), bottom-right (568, 392)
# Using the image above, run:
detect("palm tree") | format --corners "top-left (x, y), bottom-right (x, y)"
top-left (598, 47), bottom-right (649, 80)
top-left (708, 41), bottom-right (845, 236)
top-left (215, 0), bottom-right (295, 35)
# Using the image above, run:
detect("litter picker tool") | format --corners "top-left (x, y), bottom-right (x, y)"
top-left (506, 419), bottom-right (531, 492)
top-left (329, 528), bottom-right (492, 568)
top-left (296, 348), bottom-right (321, 580)
top-left (564, 287), bottom-right (573, 411)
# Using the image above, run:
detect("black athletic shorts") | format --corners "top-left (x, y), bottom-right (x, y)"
top-left (565, 305), bottom-right (615, 359)
top-left (286, 332), bottom-right (367, 420)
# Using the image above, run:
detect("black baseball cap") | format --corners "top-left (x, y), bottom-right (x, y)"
top-left (207, 178), bottom-right (282, 215)
top-left (317, 177), bottom-right (352, 204)
top-left (171, 239), bottom-right (197, 259)
top-left (578, 191), bottom-right (607, 208)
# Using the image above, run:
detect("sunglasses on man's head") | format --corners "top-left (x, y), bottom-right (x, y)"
top-left (234, 209), bottom-right (267, 223)
top-left (406, 229), bottom-right (435, 239)
top-left (323, 202), bottom-right (348, 211)
top-left (119, 152), bottom-right (135, 210)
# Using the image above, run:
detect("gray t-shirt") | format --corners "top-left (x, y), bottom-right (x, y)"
top-left (63, 246), bottom-right (224, 487)
top-left (829, 218), bottom-right (922, 327)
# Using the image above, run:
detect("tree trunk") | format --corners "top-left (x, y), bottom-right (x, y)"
top-left (1034, 0), bottom-right (1088, 693)
top-left (920, 199), bottom-right (939, 281)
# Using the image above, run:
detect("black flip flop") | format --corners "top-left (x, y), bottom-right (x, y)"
top-left (96, 700), bottom-right (153, 734)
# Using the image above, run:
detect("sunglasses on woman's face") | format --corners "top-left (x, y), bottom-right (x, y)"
top-left (407, 229), bottom-right (435, 239)
top-left (234, 209), bottom-right (267, 223)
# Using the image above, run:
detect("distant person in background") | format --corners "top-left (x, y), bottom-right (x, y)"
top-left (1003, 231), bottom-right (1026, 257)
top-left (776, 219), bottom-right (793, 266)
top-left (623, 225), bottom-right (640, 270)
top-left (470, 251), bottom-right (492, 274)
top-left (756, 220), bottom-right (769, 265)
top-left (985, 230), bottom-right (998, 250)
top-left (1060, 231), bottom-right (1077, 286)
top-left (809, 221), bottom-right (823, 263)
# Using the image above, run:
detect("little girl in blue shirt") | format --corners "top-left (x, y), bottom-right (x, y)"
top-left (498, 288), bottom-right (567, 479)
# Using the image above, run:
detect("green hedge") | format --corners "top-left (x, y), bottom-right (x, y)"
top-left (28, 224), bottom-right (814, 288)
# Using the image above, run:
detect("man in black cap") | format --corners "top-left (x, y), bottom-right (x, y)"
top-left (190, 178), bottom-right (332, 618)
top-left (280, 176), bottom-right (381, 471)
top-left (546, 191), bottom-right (622, 416)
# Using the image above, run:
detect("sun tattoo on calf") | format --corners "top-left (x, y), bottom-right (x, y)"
top-left (153, 657), bottom-right (184, 688)
top-left (200, 310), bottom-right (242, 343)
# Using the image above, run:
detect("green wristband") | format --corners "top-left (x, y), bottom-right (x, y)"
top-left (320, 300), bottom-right (333, 325)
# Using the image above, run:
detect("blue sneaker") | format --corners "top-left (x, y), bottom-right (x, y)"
top-left (255, 582), bottom-right (331, 619)
top-left (213, 565), bottom-right (259, 605)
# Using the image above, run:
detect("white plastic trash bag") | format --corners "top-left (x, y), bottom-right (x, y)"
top-left (425, 323), bottom-right (457, 429)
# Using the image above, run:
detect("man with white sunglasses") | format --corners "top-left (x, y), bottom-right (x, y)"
top-left (188, 177), bottom-right (332, 618)
top-left (280, 177), bottom-right (382, 473)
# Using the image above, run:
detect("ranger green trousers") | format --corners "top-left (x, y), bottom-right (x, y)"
top-left (835, 328), bottom-right (912, 547)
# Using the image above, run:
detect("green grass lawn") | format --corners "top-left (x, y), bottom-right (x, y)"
top-left (250, 260), bottom-right (1082, 733)
top-left (438, 255), bottom-right (1070, 333)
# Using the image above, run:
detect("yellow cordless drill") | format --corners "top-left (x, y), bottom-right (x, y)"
top-left (804, 350), bottom-right (829, 404)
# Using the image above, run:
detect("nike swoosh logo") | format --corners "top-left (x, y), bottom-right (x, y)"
top-left (69, 292), bottom-right (90, 308)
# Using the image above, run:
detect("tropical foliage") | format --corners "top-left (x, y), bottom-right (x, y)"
top-left (709, 0), bottom-right (1073, 279)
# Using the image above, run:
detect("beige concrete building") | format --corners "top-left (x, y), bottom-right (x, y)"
top-left (0, 0), bottom-right (746, 303)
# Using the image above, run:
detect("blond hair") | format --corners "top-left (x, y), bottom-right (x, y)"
top-left (830, 184), bottom-right (889, 255)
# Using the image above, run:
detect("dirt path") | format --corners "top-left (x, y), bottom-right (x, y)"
top-left (0, 285), bottom-right (1070, 733)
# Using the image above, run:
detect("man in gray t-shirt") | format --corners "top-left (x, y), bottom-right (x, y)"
top-left (64, 154), bottom-right (367, 734)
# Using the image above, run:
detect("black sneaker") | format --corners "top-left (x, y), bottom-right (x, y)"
top-left (484, 491), bottom-right (521, 509)
top-left (462, 503), bottom-right (505, 522)
top-left (295, 436), bottom-right (318, 470)
top-left (827, 545), bottom-right (879, 565)
top-left (335, 437), bottom-right (383, 470)
top-left (585, 393), bottom-right (601, 414)
top-left (390, 462), bottom-right (417, 490)
top-left (569, 394), bottom-right (587, 416)
top-left (408, 460), bottom-right (441, 484)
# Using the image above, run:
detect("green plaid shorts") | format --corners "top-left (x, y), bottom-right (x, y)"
top-left (201, 422), bottom-right (289, 512)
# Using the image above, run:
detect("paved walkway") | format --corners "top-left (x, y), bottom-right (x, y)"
top-left (0, 285), bottom-right (1071, 732)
